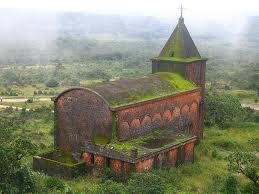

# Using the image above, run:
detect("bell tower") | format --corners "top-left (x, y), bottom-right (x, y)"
top-left (151, 7), bottom-right (207, 138)
top-left (152, 5), bottom-right (207, 93)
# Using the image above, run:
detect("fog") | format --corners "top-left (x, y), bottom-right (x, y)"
top-left (0, 0), bottom-right (258, 64)
top-left (1, 0), bottom-right (258, 18)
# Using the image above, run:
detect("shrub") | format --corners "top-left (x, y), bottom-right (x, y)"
top-left (127, 173), bottom-right (165, 194)
top-left (248, 138), bottom-right (259, 151)
top-left (44, 176), bottom-right (65, 192)
top-left (96, 180), bottom-right (126, 194)
top-left (0, 166), bottom-right (36, 194)
top-left (213, 139), bottom-right (239, 151)
top-left (225, 175), bottom-right (239, 194)
top-left (243, 107), bottom-right (259, 123)
top-left (85, 69), bottom-right (112, 80)
top-left (0, 130), bottom-right (36, 193)
top-left (27, 98), bottom-right (33, 103)
top-left (211, 149), bottom-right (218, 158)
top-left (242, 183), bottom-right (259, 194)
top-left (205, 93), bottom-right (244, 128)
top-left (70, 78), bottom-right (80, 86)
top-left (208, 175), bottom-right (225, 193)
top-left (46, 79), bottom-right (59, 88)
top-left (4, 106), bottom-right (13, 113)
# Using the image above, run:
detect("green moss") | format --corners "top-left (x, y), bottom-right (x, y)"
top-left (55, 152), bottom-right (77, 165)
top-left (93, 134), bottom-right (109, 145)
top-left (155, 72), bottom-right (195, 91)
top-left (152, 56), bottom-right (207, 63)
top-left (105, 72), bottom-right (196, 108)
top-left (106, 129), bottom-right (190, 155)
top-left (107, 131), bottom-right (155, 152)
top-left (111, 112), bottom-right (118, 143)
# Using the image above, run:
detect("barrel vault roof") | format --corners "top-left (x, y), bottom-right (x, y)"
top-left (90, 72), bottom-right (196, 108)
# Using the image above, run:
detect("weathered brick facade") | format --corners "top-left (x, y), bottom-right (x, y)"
top-left (81, 139), bottom-right (196, 174)
top-left (54, 87), bottom-right (202, 151)
top-left (55, 88), bottom-right (113, 152)
top-left (115, 89), bottom-right (202, 140)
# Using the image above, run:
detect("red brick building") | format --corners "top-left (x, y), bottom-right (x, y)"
top-left (33, 14), bottom-right (207, 177)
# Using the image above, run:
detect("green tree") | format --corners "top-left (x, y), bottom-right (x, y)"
top-left (0, 116), bottom-right (36, 193)
top-left (46, 79), bottom-right (59, 88)
top-left (205, 93), bottom-right (244, 128)
top-left (228, 152), bottom-right (259, 186)
top-left (225, 176), bottom-right (239, 194)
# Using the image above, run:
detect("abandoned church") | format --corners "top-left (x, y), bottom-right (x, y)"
top-left (33, 13), bottom-right (207, 178)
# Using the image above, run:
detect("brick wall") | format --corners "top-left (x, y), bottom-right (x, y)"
top-left (55, 88), bottom-right (113, 152)
top-left (116, 89), bottom-right (202, 141)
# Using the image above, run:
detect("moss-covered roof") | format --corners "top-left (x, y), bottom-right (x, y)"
top-left (90, 72), bottom-right (196, 108)
top-left (158, 17), bottom-right (201, 62)
top-left (152, 56), bottom-right (207, 63)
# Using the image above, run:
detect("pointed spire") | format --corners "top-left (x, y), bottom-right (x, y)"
top-left (158, 5), bottom-right (201, 60)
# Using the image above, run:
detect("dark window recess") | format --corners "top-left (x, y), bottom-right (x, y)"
top-left (106, 158), bottom-right (110, 167)
top-left (91, 154), bottom-right (94, 164)
top-left (176, 146), bottom-right (185, 166)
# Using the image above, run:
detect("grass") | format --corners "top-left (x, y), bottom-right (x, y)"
top-left (222, 89), bottom-right (258, 104)
top-left (0, 84), bottom-right (65, 98)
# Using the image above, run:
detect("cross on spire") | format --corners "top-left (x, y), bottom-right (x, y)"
top-left (178, 3), bottom-right (186, 18)
top-left (178, 3), bottom-right (186, 23)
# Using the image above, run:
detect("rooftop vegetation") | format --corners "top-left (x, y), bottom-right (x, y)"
top-left (99, 129), bottom-right (190, 156)
top-left (92, 72), bottom-right (196, 108)
top-left (152, 56), bottom-right (207, 63)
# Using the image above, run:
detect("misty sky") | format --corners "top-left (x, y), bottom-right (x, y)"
top-left (1, 0), bottom-right (258, 19)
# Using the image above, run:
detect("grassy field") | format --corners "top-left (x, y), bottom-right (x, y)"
top-left (0, 84), bottom-right (65, 98)
top-left (0, 100), bottom-right (53, 109)
top-left (222, 90), bottom-right (259, 104)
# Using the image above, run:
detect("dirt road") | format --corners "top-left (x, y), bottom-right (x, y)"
top-left (241, 104), bottom-right (259, 111)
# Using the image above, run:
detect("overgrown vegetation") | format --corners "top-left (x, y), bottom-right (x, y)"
top-left (228, 152), bottom-right (259, 187)
top-left (0, 111), bottom-right (37, 193)
top-left (205, 93), bottom-right (244, 128)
